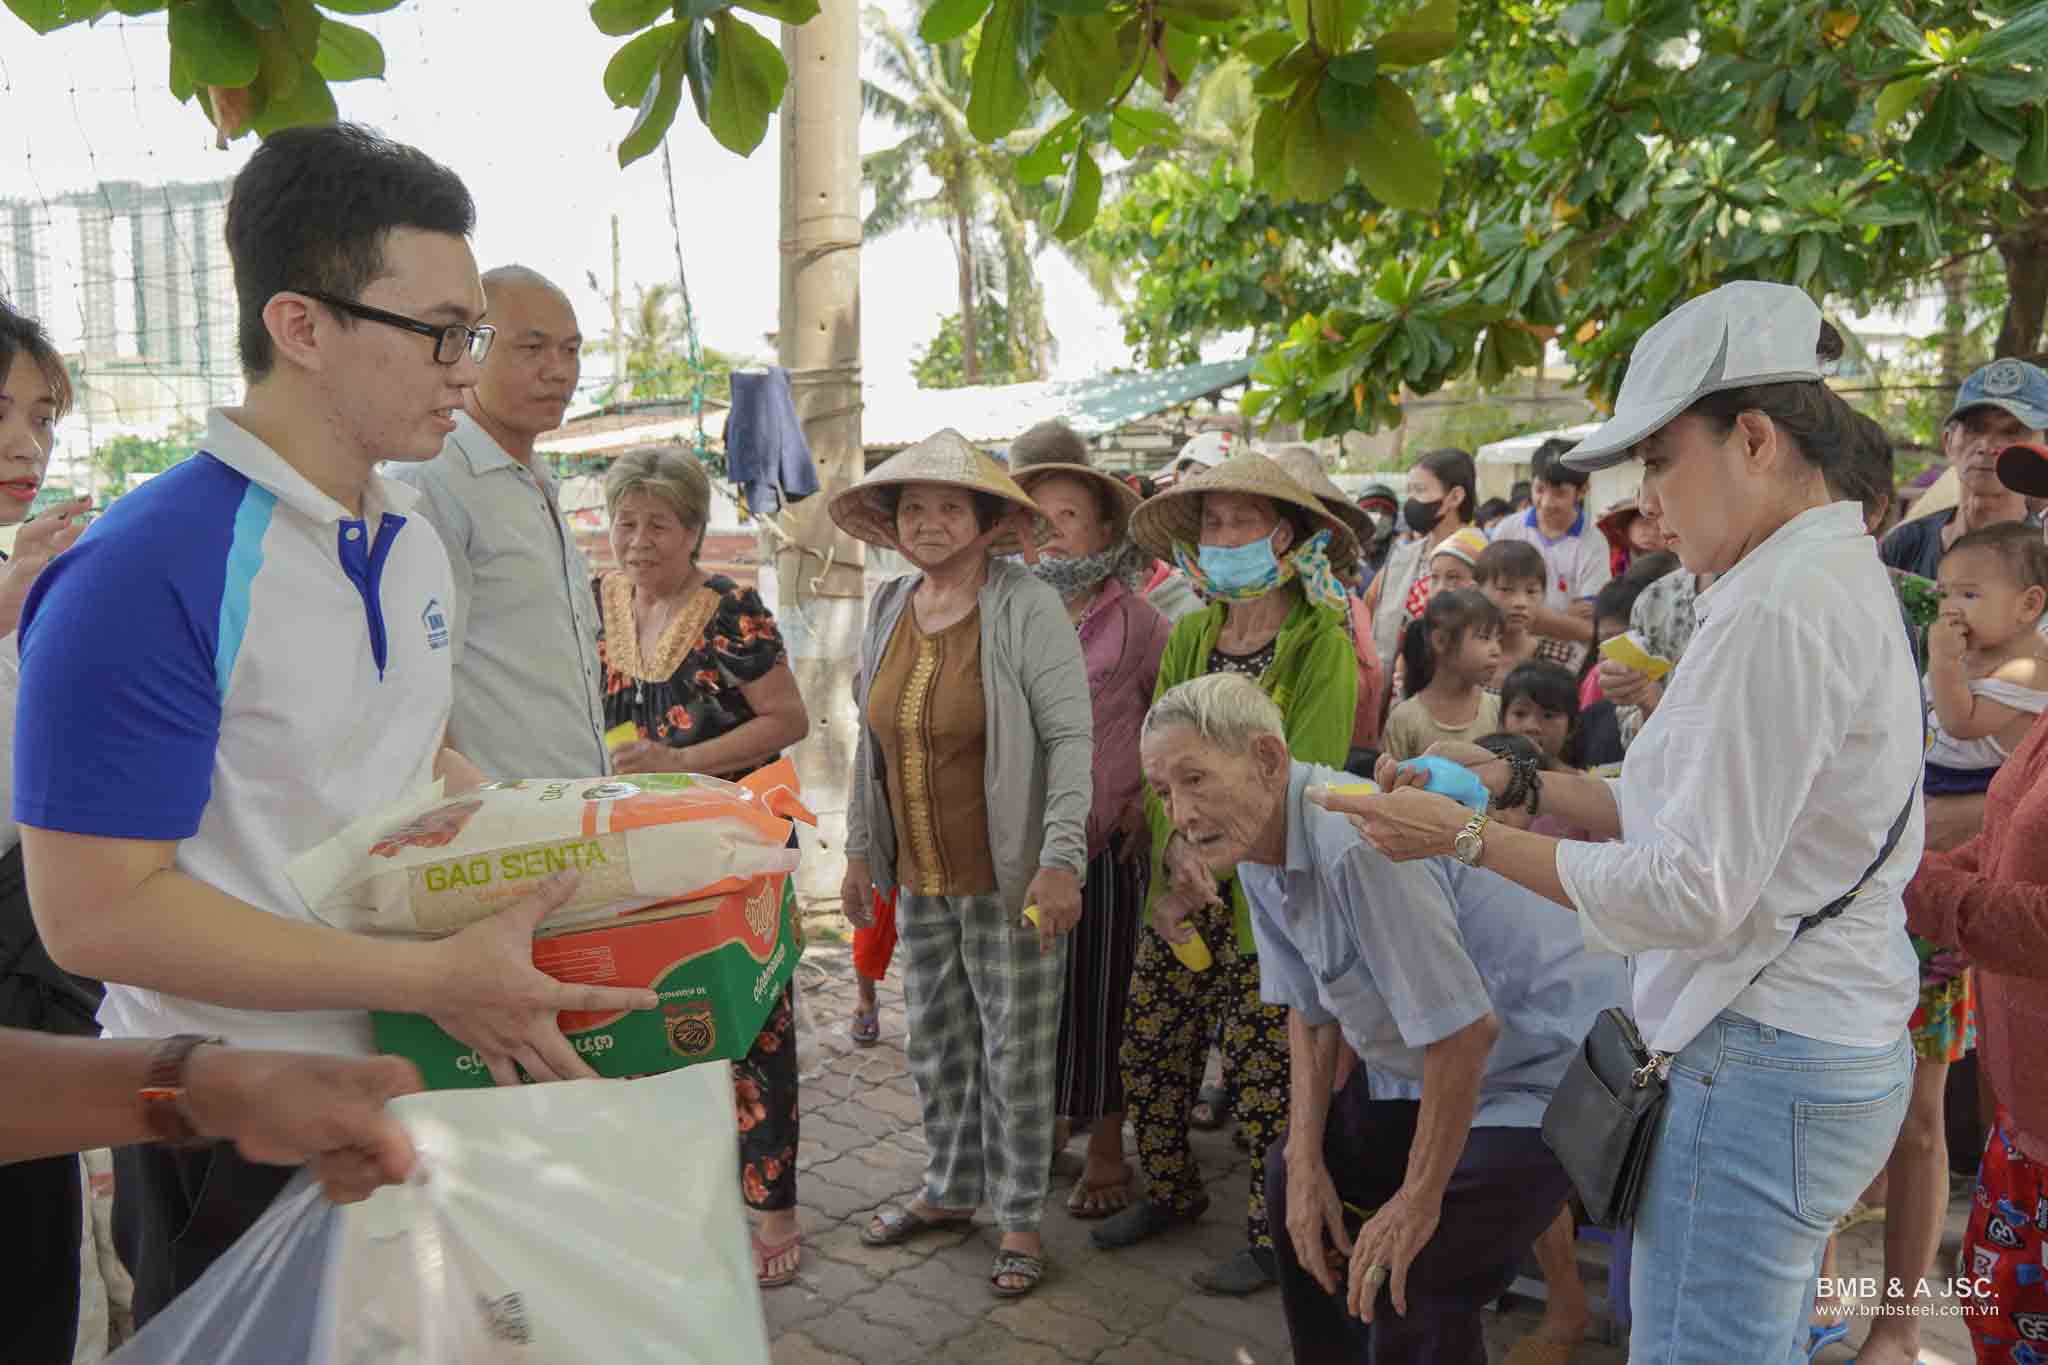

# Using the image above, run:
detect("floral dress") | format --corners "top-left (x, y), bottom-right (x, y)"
top-left (593, 570), bottom-right (798, 1212)
top-left (595, 571), bottom-right (786, 774)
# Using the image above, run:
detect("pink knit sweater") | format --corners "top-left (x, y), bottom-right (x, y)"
top-left (1907, 714), bottom-right (2048, 1163)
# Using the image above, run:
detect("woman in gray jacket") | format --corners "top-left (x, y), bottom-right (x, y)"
top-left (834, 429), bottom-right (1093, 1299)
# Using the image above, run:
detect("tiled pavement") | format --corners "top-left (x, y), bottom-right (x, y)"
top-left (778, 915), bottom-right (1979, 1365)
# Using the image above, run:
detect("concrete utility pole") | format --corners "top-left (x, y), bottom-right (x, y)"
top-left (770, 3), bottom-right (865, 904)
top-left (610, 214), bottom-right (624, 401)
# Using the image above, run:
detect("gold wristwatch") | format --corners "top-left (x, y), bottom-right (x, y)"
top-left (1452, 813), bottom-right (1490, 867)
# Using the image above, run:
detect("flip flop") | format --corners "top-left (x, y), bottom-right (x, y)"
top-left (1834, 1200), bottom-right (1886, 1233)
top-left (1066, 1164), bottom-right (1134, 1219)
top-left (1501, 1340), bottom-right (1577, 1365)
top-left (990, 1249), bottom-right (1046, 1298)
top-left (752, 1228), bottom-right (802, 1289)
top-left (1189, 1084), bottom-right (1230, 1130)
top-left (861, 1205), bottom-right (973, 1247)
top-left (1806, 1322), bottom-right (1850, 1360)
top-left (849, 1006), bottom-right (880, 1047)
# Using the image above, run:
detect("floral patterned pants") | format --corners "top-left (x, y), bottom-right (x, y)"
top-left (1119, 894), bottom-right (1290, 1250)
top-left (736, 983), bottom-right (798, 1212)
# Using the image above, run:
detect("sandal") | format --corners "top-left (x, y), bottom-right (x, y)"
top-left (1806, 1322), bottom-right (1850, 1360)
top-left (861, 1204), bottom-right (973, 1247)
top-left (1191, 1246), bottom-right (1278, 1297)
top-left (1189, 1083), bottom-right (1230, 1131)
top-left (1065, 1163), bottom-right (1134, 1219)
top-left (850, 1006), bottom-right (880, 1047)
top-left (1501, 1341), bottom-right (1577, 1365)
top-left (1091, 1194), bottom-right (1210, 1250)
top-left (752, 1228), bottom-right (802, 1289)
top-left (990, 1248), bottom-right (1046, 1298)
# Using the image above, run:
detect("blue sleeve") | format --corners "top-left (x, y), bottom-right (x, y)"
top-left (1335, 845), bottom-right (1493, 1049)
top-left (1244, 877), bottom-right (1335, 1024)
top-left (14, 463), bottom-right (243, 840)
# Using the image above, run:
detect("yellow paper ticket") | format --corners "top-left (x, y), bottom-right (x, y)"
top-left (1598, 630), bottom-right (1674, 681)
top-left (1321, 780), bottom-right (1381, 797)
top-left (605, 721), bottom-right (640, 752)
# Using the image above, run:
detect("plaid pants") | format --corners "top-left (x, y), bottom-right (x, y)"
top-left (898, 890), bottom-right (1068, 1231)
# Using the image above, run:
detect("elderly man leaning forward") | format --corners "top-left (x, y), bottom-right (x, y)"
top-left (1139, 673), bottom-right (1625, 1365)
top-left (389, 264), bottom-right (608, 779)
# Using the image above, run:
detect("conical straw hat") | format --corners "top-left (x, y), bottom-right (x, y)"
top-left (1007, 421), bottom-right (1143, 543)
top-left (1265, 443), bottom-right (1374, 545)
top-left (829, 428), bottom-right (1042, 552)
top-left (1130, 450), bottom-right (1360, 573)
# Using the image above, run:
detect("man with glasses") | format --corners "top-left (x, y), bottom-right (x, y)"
top-left (388, 265), bottom-right (609, 780)
top-left (11, 123), bottom-right (654, 1321)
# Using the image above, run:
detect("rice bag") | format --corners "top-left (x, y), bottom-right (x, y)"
top-left (288, 759), bottom-right (813, 937)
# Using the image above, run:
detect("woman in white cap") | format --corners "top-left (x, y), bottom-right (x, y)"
top-left (835, 430), bottom-right (1093, 1298)
top-left (1093, 449), bottom-right (1359, 1297)
top-left (1321, 281), bottom-right (1920, 1363)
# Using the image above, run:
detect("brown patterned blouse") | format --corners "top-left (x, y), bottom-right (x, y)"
top-left (865, 605), bottom-right (996, 896)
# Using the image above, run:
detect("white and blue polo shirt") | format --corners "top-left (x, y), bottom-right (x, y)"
top-left (14, 409), bottom-right (454, 1056)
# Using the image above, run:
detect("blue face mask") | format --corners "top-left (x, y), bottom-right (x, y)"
top-left (1196, 531), bottom-right (1282, 593)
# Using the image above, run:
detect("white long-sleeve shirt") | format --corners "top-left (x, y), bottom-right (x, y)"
top-left (1555, 502), bottom-right (1921, 1053)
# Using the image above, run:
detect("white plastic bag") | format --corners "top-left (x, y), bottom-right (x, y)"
top-left (110, 1065), bottom-right (768, 1365)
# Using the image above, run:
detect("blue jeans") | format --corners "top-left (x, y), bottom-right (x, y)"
top-left (1627, 1010), bottom-right (1911, 1365)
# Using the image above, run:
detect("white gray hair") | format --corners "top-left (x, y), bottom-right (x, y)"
top-left (1142, 674), bottom-right (1285, 755)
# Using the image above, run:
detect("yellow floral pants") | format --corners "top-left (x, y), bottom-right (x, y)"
top-left (1118, 893), bottom-right (1290, 1250)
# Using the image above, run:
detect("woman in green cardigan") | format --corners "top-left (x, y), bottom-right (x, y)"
top-left (1091, 450), bottom-right (1360, 1295)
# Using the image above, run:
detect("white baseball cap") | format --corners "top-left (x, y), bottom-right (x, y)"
top-left (1170, 429), bottom-right (1237, 472)
top-left (1565, 281), bottom-right (1828, 472)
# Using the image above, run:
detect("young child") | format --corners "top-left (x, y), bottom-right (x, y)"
top-left (1425, 525), bottom-right (1491, 596)
top-left (1385, 526), bottom-right (1493, 707)
top-left (1475, 540), bottom-right (1549, 686)
top-left (1578, 569), bottom-right (1668, 709)
top-left (1925, 521), bottom-right (2048, 793)
top-left (1383, 589), bottom-right (1503, 761)
top-left (1500, 661), bottom-right (1586, 769)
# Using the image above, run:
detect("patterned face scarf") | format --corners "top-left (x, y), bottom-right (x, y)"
top-left (1029, 540), bottom-right (1147, 601)
top-left (1172, 528), bottom-right (1348, 613)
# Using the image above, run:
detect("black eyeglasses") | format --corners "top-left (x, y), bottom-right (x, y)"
top-left (298, 289), bottom-right (495, 366)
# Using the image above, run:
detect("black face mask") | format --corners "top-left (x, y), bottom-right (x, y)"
top-left (1403, 497), bottom-right (1443, 534)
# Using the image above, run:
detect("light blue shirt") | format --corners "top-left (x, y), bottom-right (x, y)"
top-left (1243, 762), bottom-right (1627, 1127)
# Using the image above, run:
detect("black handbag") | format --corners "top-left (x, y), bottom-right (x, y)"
top-left (1541, 787), bottom-right (1917, 1229)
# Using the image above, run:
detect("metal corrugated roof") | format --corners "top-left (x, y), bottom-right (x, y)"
top-left (862, 357), bottom-right (1253, 451)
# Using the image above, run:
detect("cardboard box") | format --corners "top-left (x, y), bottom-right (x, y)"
top-left (373, 872), bottom-right (799, 1090)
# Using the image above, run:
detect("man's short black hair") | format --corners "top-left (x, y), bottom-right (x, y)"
top-left (225, 123), bottom-right (475, 380)
top-left (1531, 440), bottom-right (1590, 489)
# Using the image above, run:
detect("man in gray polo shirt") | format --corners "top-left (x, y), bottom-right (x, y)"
top-left (391, 265), bottom-right (607, 777)
top-left (1139, 673), bottom-right (1623, 1365)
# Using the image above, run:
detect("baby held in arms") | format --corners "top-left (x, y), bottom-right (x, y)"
top-left (1924, 521), bottom-right (2048, 796)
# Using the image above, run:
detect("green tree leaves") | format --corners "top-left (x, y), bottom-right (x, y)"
top-left (118, 0), bottom-right (386, 142)
top-left (966, 0), bottom-right (1034, 141)
top-left (594, 3), bottom-right (789, 164)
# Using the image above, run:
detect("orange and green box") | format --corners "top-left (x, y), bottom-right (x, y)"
top-left (372, 872), bottom-right (800, 1089)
